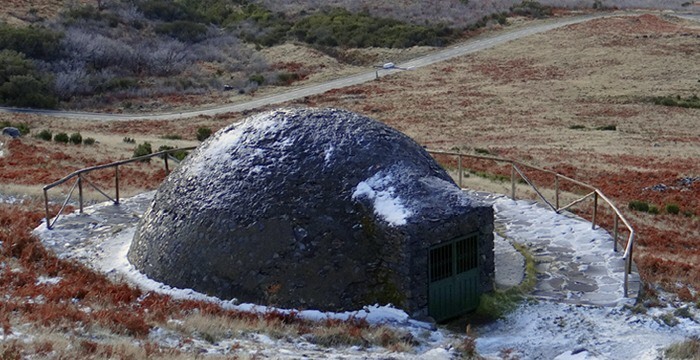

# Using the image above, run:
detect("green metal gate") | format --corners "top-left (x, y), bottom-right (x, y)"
top-left (428, 234), bottom-right (480, 322)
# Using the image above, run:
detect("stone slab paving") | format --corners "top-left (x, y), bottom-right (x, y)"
top-left (470, 191), bottom-right (640, 306)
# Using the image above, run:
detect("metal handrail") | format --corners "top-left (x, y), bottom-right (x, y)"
top-left (43, 147), bottom-right (196, 230)
top-left (426, 149), bottom-right (636, 297)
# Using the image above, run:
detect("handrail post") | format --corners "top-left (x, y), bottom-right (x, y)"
top-left (555, 175), bottom-right (560, 210)
top-left (457, 154), bottom-right (462, 188)
top-left (510, 163), bottom-right (516, 199)
top-left (613, 215), bottom-right (619, 252)
top-left (164, 154), bottom-right (170, 175)
top-left (44, 188), bottom-right (52, 230)
top-left (592, 192), bottom-right (598, 229)
top-left (627, 234), bottom-right (634, 274)
top-left (115, 165), bottom-right (120, 205)
top-left (78, 174), bottom-right (84, 213)
top-left (623, 262), bottom-right (629, 297)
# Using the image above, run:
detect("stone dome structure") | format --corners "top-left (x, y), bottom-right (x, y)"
top-left (128, 108), bottom-right (493, 317)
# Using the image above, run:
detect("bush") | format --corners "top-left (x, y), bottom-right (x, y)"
top-left (510, 1), bottom-right (553, 19)
top-left (133, 142), bottom-right (153, 161)
top-left (595, 124), bottom-right (617, 131)
top-left (158, 145), bottom-right (188, 161)
top-left (249, 74), bottom-right (265, 85)
top-left (36, 129), bottom-right (52, 141)
top-left (83, 137), bottom-right (96, 145)
top-left (0, 23), bottom-right (62, 61)
top-left (291, 8), bottom-right (453, 49)
top-left (196, 127), bottom-right (212, 141)
top-left (53, 132), bottom-right (69, 143)
top-left (648, 205), bottom-right (660, 215)
top-left (161, 134), bottom-right (182, 140)
top-left (138, 0), bottom-right (201, 22)
top-left (666, 204), bottom-right (680, 215)
top-left (653, 95), bottom-right (700, 109)
top-left (629, 200), bottom-right (650, 212)
top-left (155, 21), bottom-right (208, 43)
top-left (0, 50), bottom-right (58, 109)
top-left (69, 132), bottom-right (83, 145)
top-left (569, 125), bottom-right (586, 130)
top-left (123, 137), bottom-right (136, 144)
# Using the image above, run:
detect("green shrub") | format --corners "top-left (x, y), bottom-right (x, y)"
top-left (100, 77), bottom-right (137, 92)
top-left (277, 72), bottom-right (300, 85)
top-left (69, 132), bottom-right (82, 145)
top-left (123, 137), bottom-right (136, 144)
top-left (161, 134), bottom-right (183, 140)
top-left (53, 132), bottom-right (69, 143)
top-left (666, 204), bottom-right (680, 215)
top-left (196, 127), bottom-right (212, 141)
top-left (659, 312), bottom-right (680, 327)
top-left (595, 124), bottom-right (617, 131)
top-left (36, 129), bottom-right (52, 141)
top-left (653, 95), bottom-right (700, 109)
top-left (474, 148), bottom-right (491, 155)
top-left (158, 145), bottom-right (188, 161)
top-left (569, 124), bottom-right (586, 130)
top-left (0, 23), bottom-right (62, 60)
top-left (133, 142), bottom-right (153, 161)
top-left (0, 50), bottom-right (58, 109)
top-left (629, 200), bottom-right (650, 212)
top-left (291, 8), bottom-right (453, 49)
top-left (249, 74), bottom-right (265, 85)
top-left (155, 21), bottom-right (208, 43)
top-left (674, 307), bottom-right (693, 319)
top-left (510, 1), bottom-right (553, 19)
top-left (648, 205), bottom-right (660, 215)
top-left (138, 0), bottom-right (201, 22)
top-left (83, 137), bottom-right (96, 145)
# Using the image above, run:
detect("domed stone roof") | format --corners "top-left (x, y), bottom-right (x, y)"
top-left (128, 108), bottom-right (493, 314)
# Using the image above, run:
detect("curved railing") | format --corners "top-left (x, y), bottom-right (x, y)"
top-left (42, 147), bottom-right (196, 230)
top-left (42, 146), bottom-right (636, 297)
top-left (426, 150), bottom-right (636, 297)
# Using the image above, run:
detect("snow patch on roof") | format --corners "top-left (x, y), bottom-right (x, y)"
top-left (352, 171), bottom-right (413, 226)
top-left (186, 113), bottom-right (283, 177)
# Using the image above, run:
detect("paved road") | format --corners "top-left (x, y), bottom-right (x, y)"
top-left (1, 11), bottom-right (695, 122)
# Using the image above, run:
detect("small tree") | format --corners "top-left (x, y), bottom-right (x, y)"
top-left (196, 127), bottom-right (212, 141)
top-left (70, 132), bottom-right (83, 145)
top-left (53, 132), bottom-right (69, 143)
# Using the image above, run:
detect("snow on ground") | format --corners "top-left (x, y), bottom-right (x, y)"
top-left (33, 191), bottom-right (700, 359)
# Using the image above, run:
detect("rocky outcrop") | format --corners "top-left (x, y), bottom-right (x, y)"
top-left (128, 108), bottom-right (493, 316)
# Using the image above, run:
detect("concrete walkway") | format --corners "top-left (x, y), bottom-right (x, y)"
top-left (37, 190), bottom-right (640, 308)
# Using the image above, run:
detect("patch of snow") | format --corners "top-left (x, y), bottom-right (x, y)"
top-left (186, 112), bottom-right (283, 177)
top-left (36, 276), bottom-right (62, 285)
top-left (352, 171), bottom-right (412, 226)
top-left (475, 301), bottom-right (698, 359)
top-left (323, 145), bottom-right (335, 165)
